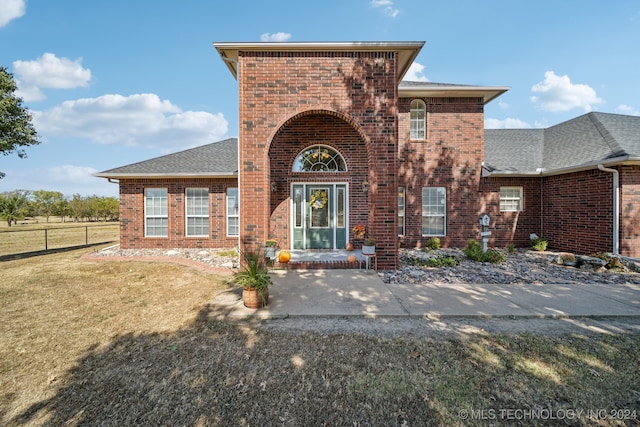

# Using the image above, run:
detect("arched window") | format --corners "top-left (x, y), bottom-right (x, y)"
top-left (292, 145), bottom-right (347, 172)
top-left (410, 99), bottom-right (426, 140)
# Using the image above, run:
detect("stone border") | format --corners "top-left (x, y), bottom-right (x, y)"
top-left (81, 252), bottom-right (235, 277)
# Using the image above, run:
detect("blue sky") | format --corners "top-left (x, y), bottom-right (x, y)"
top-left (1, 0), bottom-right (639, 198)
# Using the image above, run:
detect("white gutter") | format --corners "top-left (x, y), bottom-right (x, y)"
top-left (598, 164), bottom-right (619, 255)
top-left (483, 155), bottom-right (639, 178)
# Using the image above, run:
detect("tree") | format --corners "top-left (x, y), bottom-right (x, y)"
top-left (0, 191), bottom-right (28, 226)
top-left (1, 67), bottom-right (40, 179)
top-left (32, 190), bottom-right (64, 222)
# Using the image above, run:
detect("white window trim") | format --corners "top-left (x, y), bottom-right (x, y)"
top-left (185, 188), bottom-right (209, 237)
top-left (500, 186), bottom-right (523, 212)
top-left (421, 187), bottom-right (446, 237)
top-left (144, 188), bottom-right (168, 238)
top-left (226, 187), bottom-right (239, 237)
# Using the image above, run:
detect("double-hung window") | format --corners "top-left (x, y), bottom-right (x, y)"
top-left (145, 188), bottom-right (168, 237)
top-left (410, 99), bottom-right (426, 140)
top-left (226, 188), bottom-right (239, 237)
top-left (500, 187), bottom-right (523, 212)
top-left (422, 187), bottom-right (446, 236)
top-left (186, 188), bottom-right (209, 237)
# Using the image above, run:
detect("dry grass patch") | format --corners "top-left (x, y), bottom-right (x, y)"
top-left (0, 246), bottom-right (229, 425)
top-left (1, 248), bottom-right (639, 426)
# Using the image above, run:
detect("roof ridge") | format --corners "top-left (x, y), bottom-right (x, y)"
top-left (587, 112), bottom-right (626, 157)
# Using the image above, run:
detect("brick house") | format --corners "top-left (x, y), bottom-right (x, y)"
top-left (95, 41), bottom-right (640, 268)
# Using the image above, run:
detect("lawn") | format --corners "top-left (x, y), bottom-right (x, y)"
top-left (1, 247), bottom-right (638, 426)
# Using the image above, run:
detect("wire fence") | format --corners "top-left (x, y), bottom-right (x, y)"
top-left (0, 223), bottom-right (119, 258)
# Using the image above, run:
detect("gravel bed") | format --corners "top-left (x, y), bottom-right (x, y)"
top-left (385, 248), bottom-right (640, 285)
top-left (93, 245), bottom-right (640, 285)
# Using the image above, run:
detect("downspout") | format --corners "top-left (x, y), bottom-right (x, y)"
top-left (598, 164), bottom-right (619, 255)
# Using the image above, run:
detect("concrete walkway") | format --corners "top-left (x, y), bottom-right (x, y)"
top-left (210, 269), bottom-right (640, 320)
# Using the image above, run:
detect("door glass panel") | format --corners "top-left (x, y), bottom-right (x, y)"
top-left (309, 188), bottom-right (329, 228)
top-left (337, 187), bottom-right (345, 228)
top-left (293, 186), bottom-right (303, 228)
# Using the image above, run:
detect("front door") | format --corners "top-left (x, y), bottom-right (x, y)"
top-left (307, 186), bottom-right (332, 248)
top-left (292, 184), bottom-right (347, 249)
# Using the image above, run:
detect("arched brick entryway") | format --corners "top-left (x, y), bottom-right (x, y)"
top-left (267, 110), bottom-right (369, 251)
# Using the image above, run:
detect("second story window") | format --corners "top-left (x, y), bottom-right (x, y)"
top-left (410, 99), bottom-right (426, 140)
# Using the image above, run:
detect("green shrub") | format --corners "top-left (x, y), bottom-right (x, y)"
top-left (531, 237), bottom-right (548, 251)
top-left (507, 242), bottom-right (516, 253)
top-left (463, 239), bottom-right (506, 263)
top-left (425, 237), bottom-right (441, 250)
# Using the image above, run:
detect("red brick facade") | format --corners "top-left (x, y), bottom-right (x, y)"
top-left (621, 165), bottom-right (640, 258)
top-left (480, 171), bottom-right (615, 254)
top-left (118, 178), bottom-right (238, 249)
top-left (238, 50), bottom-right (399, 268)
top-left (397, 97), bottom-right (487, 248)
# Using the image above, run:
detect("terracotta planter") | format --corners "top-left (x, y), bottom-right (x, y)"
top-left (242, 287), bottom-right (269, 309)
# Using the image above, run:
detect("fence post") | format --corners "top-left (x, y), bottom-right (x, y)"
top-left (85, 226), bottom-right (89, 245)
top-left (45, 229), bottom-right (48, 251)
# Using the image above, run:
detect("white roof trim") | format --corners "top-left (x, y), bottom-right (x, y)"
top-left (214, 41), bottom-right (425, 82)
top-left (399, 84), bottom-right (510, 104)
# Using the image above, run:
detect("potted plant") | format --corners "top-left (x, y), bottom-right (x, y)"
top-left (234, 248), bottom-right (272, 308)
top-left (362, 237), bottom-right (376, 255)
top-left (264, 239), bottom-right (278, 259)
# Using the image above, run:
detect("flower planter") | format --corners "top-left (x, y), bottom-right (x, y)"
top-left (264, 247), bottom-right (276, 259)
top-left (362, 245), bottom-right (376, 255)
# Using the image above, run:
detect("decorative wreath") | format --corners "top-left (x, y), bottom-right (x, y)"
top-left (310, 189), bottom-right (328, 209)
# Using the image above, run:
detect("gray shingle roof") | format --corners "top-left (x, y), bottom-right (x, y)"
top-left (95, 138), bottom-right (238, 178)
top-left (484, 129), bottom-right (544, 173)
top-left (484, 112), bottom-right (640, 175)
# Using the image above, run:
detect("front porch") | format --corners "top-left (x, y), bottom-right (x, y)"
top-left (272, 249), bottom-right (377, 271)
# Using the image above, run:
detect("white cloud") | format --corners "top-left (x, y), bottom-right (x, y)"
top-left (530, 71), bottom-right (603, 113)
top-left (404, 62), bottom-right (429, 82)
top-left (0, 0), bottom-right (26, 27)
top-left (33, 93), bottom-right (228, 151)
top-left (260, 32), bottom-right (292, 42)
top-left (485, 117), bottom-right (531, 129)
top-left (13, 53), bottom-right (92, 101)
top-left (497, 100), bottom-right (509, 109)
top-left (370, 0), bottom-right (399, 17)
top-left (0, 165), bottom-right (118, 197)
top-left (616, 104), bottom-right (640, 116)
